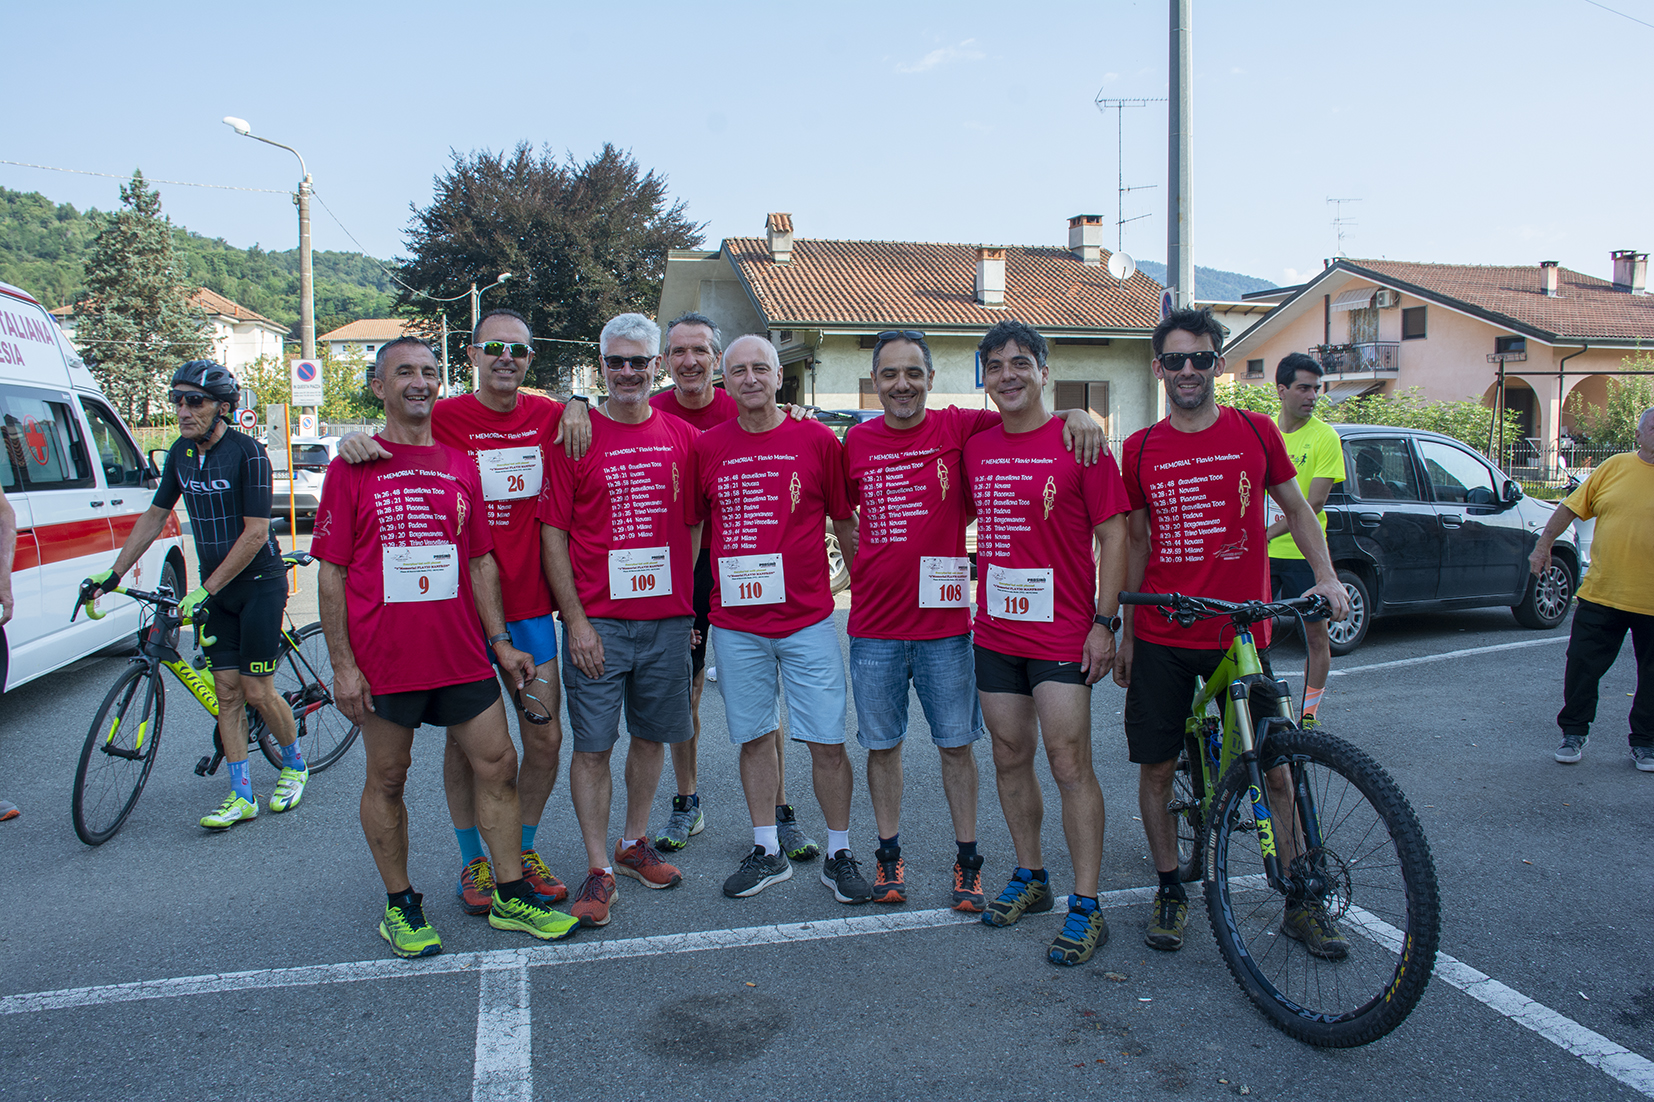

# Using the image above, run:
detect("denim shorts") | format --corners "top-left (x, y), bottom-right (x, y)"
top-left (1269, 558), bottom-right (1329, 623)
top-left (710, 618), bottom-right (847, 745)
top-left (849, 634), bottom-right (986, 750)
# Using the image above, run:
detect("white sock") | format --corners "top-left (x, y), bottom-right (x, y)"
top-left (755, 824), bottom-right (779, 855)
top-left (621, 838), bottom-right (641, 851)
top-left (827, 829), bottom-right (851, 857)
top-left (601, 866), bottom-right (613, 876)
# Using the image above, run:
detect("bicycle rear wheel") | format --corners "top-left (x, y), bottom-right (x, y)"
top-left (1204, 727), bottom-right (1439, 1047)
top-left (73, 664), bottom-right (165, 845)
top-left (257, 621), bottom-right (359, 772)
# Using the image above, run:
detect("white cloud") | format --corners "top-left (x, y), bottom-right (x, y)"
top-left (897, 39), bottom-right (986, 73)
top-left (1283, 268), bottom-right (1303, 282)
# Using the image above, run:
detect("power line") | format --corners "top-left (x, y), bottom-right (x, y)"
top-left (0, 159), bottom-right (286, 194)
top-left (307, 186), bottom-right (417, 292)
top-left (1581, 0), bottom-right (1654, 30)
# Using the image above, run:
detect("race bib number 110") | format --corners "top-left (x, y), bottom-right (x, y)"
top-left (719, 553), bottom-right (785, 607)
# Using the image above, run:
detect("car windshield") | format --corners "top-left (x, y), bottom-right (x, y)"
top-left (291, 445), bottom-right (332, 470)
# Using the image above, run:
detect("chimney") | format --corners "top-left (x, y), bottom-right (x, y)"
top-left (1067, 215), bottom-right (1105, 265)
top-left (766, 213), bottom-right (794, 264)
top-left (1540, 260), bottom-right (1559, 296)
top-left (975, 247), bottom-right (1006, 307)
top-left (1611, 249), bottom-right (1647, 294)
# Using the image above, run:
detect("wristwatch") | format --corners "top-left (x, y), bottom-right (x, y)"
top-left (487, 632), bottom-right (513, 646)
top-left (1093, 613), bottom-right (1122, 632)
top-left (568, 394), bottom-right (591, 405)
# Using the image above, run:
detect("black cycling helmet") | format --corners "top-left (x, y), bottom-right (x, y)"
top-left (171, 360), bottom-right (240, 406)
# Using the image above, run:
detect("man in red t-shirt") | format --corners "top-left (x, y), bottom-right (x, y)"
top-left (314, 338), bottom-right (578, 958)
top-left (340, 309), bottom-right (589, 914)
top-left (962, 320), bottom-right (1130, 967)
top-left (688, 334), bottom-right (869, 903)
top-left (541, 313), bottom-right (699, 928)
top-left (1115, 306), bottom-right (1349, 959)
top-left (843, 330), bottom-right (1107, 912)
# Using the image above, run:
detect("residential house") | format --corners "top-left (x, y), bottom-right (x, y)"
top-left (318, 318), bottom-right (415, 363)
top-left (51, 287), bottom-right (288, 373)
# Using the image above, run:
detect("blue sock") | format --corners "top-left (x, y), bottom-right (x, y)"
top-left (878, 833), bottom-right (900, 852)
top-left (520, 823), bottom-right (538, 851)
top-left (455, 827), bottom-right (486, 867)
top-left (957, 840), bottom-right (978, 862)
top-left (280, 740), bottom-right (305, 771)
top-left (227, 759), bottom-right (251, 803)
top-left (688, 792), bottom-right (699, 807)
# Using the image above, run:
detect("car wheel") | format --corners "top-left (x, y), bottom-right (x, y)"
top-left (826, 531), bottom-right (850, 594)
top-left (1512, 556), bottom-right (1574, 629)
top-left (1326, 568), bottom-right (1370, 657)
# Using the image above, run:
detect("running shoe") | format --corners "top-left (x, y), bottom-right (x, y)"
top-left (1632, 746), bottom-right (1654, 772)
top-left (489, 890), bottom-right (579, 941)
top-left (268, 766), bottom-right (308, 813)
top-left (1281, 901), bottom-right (1350, 960)
top-left (0, 799), bottom-right (18, 822)
top-left (200, 794), bottom-right (258, 830)
top-left (1555, 733), bottom-right (1587, 763)
top-left (982, 868), bottom-right (1054, 927)
top-left (723, 846), bottom-right (791, 898)
top-left (1049, 896), bottom-right (1109, 966)
top-left (821, 849), bottom-right (873, 904)
top-left (951, 854), bottom-right (986, 913)
top-left (570, 869), bottom-right (617, 927)
top-left (1299, 713), bottom-right (1323, 731)
top-left (615, 838), bottom-right (682, 889)
top-left (520, 848), bottom-right (568, 903)
top-left (655, 795), bottom-right (705, 852)
top-left (380, 893), bottom-right (442, 959)
top-left (1145, 886), bottom-right (1189, 951)
top-left (776, 804), bottom-right (820, 861)
top-left (870, 845), bottom-right (906, 904)
top-left (457, 856), bottom-right (495, 916)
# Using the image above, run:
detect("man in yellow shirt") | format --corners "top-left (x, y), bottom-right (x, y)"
top-left (1264, 353), bottom-right (1346, 727)
top-left (1530, 407), bottom-right (1654, 771)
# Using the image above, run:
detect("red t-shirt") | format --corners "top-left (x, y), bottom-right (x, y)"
top-left (687, 414), bottom-right (853, 638)
top-left (538, 408), bottom-right (699, 621)
top-left (432, 392), bottom-right (565, 623)
top-left (1121, 406), bottom-right (1296, 649)
top-left (964, 417), bottom-right (1131, 663)
top-left (844, 405), bottom-right (999, 640)
top-left (650, 387), bottom-right (738, 433)
top-left (311, 439), bottom-right (495, 694)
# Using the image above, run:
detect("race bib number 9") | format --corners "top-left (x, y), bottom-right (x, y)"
top-left (719, 553), bottom-right (786, 607)
top-left (985, 564), bottom-right (1055, 623)
top-left (477, 446), bottom-right (542, 501)
top-left (918, 556), bottom-right (970, 608)
top-left (610, 546), bottom-right (672, 600)
top-left (383, 543), bottom-right (460, 603)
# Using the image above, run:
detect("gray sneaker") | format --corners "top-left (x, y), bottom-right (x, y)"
top-left (821, 849), bottom-right (873, 904)
top-left (1632, 746), bottom-right (1654, 772)
top-left (655, 795), bottom-right (705, 852)
top-left (1555, 733), bottom-right (1587, 763)
top-left (723, 846), bottom-right (791, 898)
top-left (776, 804), bottom-right (820, 861)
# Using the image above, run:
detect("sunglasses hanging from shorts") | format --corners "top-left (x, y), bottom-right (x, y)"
top-left (473, 341), bottom-right (532, 359)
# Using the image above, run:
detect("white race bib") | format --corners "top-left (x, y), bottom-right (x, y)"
top-left (383, 543), bottom-right (460, 603)
top-left (719, 553), bottom-right (786, 607)
top-left (1265, 498), bottom-right (1284, 530)
top-left (918, 555), bottom-right (971, 609)
top-left (985, 564), bottom-right (1055, 622)
top-left (609, 546), bottom-right (672, 600)
top-left (477, 446), bottom-right (542, 502)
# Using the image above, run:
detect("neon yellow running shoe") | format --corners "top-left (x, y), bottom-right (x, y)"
top-left (489, 890), bottom-right (579, 941)
top-left (268, 766), bottom-right (308, 813)
top-left (380, 894), bottom-right (442, 959)
top-left (200, 794), bottom-right (258, 830)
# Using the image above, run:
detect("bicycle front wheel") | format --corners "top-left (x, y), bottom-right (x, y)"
top-left (1204, 727), bottom-right (1440, 1047)
top-left (1171, 739), bottom-right (1206, 882)
top-left (258, 621), bottom-right (359, 772)
top-left (73, 663), bottom-right (165, 845)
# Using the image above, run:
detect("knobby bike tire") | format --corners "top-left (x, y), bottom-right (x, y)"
top-left (72, 663), bottom-right (165, 845)
top-left (1203, 727), bottom-right (1440, 1047)
top-left (1173, 739), bottom-right (1206, 883)
top-left (258, 621), bottom-right (359, 773)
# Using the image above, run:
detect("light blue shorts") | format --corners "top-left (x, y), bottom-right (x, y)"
top-left (709, 618), bottom-right (847, 746)
top-left (505, 613), bottom-right (559, 668)
top-left (849, 634), bottom-right (986, 750)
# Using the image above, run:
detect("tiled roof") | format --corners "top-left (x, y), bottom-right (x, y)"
top-left (190, 287), bottom-right (281, 328)
top-left (1345, 259), bottom-right (1654, 342)
top-left (319, 317), bottom-right (415, 342)
top-left (724, 237), bottom-right (1164, 332)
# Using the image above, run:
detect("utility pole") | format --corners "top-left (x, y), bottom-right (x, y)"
top-left (1328, 197), bottom-right (1361, 257)
top-left (1095, 96), bottom-right (1164, 254)
top-left (1166, 0), bottom-right (1194, 311)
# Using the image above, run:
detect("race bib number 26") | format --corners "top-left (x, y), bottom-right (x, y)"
top-left (477, 446), bottom-right (542, 502)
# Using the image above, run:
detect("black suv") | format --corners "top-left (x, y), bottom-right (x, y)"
top-left (1298, 425), bottom-right (1577, 654)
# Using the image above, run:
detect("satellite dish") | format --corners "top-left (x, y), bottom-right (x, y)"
top-left (1107, 251), bottom-right (1136, 281)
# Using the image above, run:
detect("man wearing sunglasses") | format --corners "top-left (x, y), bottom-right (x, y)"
top-left (88, 360), bottom-right (307, 829)
top-left (339, 308), bottom-right (591, 915)
top-left (1115, 307), bottom-right (1349, 959)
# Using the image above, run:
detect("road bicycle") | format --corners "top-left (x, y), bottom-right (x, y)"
top-left (70, 551), bottom-right (358, 845)
top-left (1121, 590), bottom-right (1441, 1048)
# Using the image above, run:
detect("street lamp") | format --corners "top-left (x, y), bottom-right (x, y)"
top-left (222, 117), bottom-right (314, 367)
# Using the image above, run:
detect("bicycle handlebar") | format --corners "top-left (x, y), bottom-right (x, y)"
top-left (73, 582), bottom-right (215, 648)
top-left (1118, 590), bottom-right (1329, 628)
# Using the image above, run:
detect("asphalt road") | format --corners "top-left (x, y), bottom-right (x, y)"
top-left (2, 546), bottom-right (1650, 1102)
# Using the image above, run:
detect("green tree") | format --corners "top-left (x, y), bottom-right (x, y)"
top-left (1563, 356), bottom-right (1654, 450)
top-left (1217, 380), bottom-right (1520, 457)
top-left (73, 172), bottom-right (211, 424)
top-left (395, 143), bottom-right (703, 391)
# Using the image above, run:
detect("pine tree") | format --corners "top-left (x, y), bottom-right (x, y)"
top-left (74, 171), bottom-right (211, 423)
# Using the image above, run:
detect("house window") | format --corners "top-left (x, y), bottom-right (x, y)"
top-left (1494, 336), bottom-right (1526, 354)
top-left (1401, 307), bottom-right (1427, 340)
top-left (1246, 359), bottom-right (1264, 379)
top-left (366, 345), bottom-right (377, 353)
top-left (859, 378), bottom-right (876, 410)
top-left (1053, 380), bottom-right (1110, 437)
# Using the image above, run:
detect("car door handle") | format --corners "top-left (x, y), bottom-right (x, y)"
top-left (111, 498), bottom-right (124, 506)
top-left (89, 500), bottom-right (105, 508)
top-left (1357, 512), bottom-right (1382, 527)
top-left (1439, 514), bottom-right (1462, 529)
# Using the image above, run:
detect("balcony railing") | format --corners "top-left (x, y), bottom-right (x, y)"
top-left (1313, 342), bottom-right (1399, 375)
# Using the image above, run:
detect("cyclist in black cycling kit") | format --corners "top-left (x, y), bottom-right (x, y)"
top-left (87, 360), bottom-right (308, 830)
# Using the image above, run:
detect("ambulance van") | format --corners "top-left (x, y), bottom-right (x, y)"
top-left (1, 279), bottom-right (186, 692)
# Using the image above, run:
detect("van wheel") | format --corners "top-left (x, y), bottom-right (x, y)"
top-left (1326, 568), bottom-right (1370, 657)
top-left (826, 531), bottom-right (850, 595)
top-left (1513, 556), bottom-right (1574, 630)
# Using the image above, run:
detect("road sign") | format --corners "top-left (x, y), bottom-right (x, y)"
top-left (1161, 289), bottom-right (1175, 320)
top-left (291, 359), bottom-right (324, 405)
top-left (299, 414), bottom-right (317, 437)
top-left (238, 387), bottom-right (258, 411)
top-left (236, 409), bottom-right (258, 430)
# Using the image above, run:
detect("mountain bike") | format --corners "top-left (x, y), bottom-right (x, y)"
top-left (1121, 590), bottom-right (1441, 1048)
top-left (70, 551), bottom-right (358, 845)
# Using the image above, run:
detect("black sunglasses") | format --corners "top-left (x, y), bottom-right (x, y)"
top-left (877, 330), bottom-right (927, 343)
top-left (473, 341), bottom-right (531, 359)
top-left (1156, 351), bottom-right (1219, 372)
top-left (602, 355), bottom-right (656, 371)
top-left (169, 390), bottom-right (212, 408)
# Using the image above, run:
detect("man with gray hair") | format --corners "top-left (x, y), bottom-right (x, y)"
top-left (540, 313), bottom-right (698, 926)
top-left (1531, 406), bottom-right (1654, 771)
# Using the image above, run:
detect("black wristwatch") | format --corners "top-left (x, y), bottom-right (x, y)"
top-left (487, 632), bottom-right (513, 646)
top-left (568, 394), bottom-right (590, 405)
top-left (1093, 613), bottom-right (1122, 632)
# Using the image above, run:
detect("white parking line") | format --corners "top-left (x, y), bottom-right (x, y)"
top-left (473, 955), bottom-right (532, 1102)
top-left (1272, 635), bottom-right (1568, 679)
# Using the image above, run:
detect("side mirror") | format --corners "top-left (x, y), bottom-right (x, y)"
top-left (147, 449), bottom-right (168, 478)
top-left (1502, 479), bottom-right (1523, 504)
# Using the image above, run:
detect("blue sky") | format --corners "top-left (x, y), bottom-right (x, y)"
top-left (5, 0), bottom-right (1651, 290)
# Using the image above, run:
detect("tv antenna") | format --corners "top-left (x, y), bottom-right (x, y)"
top-left (1328, 197), bottom-right (1361, 257)
top-left (1095, 94), bottom-right (1165, 254)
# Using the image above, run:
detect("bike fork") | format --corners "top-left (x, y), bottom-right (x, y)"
top-left (1231, 681), bottom-right (1291, 894)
